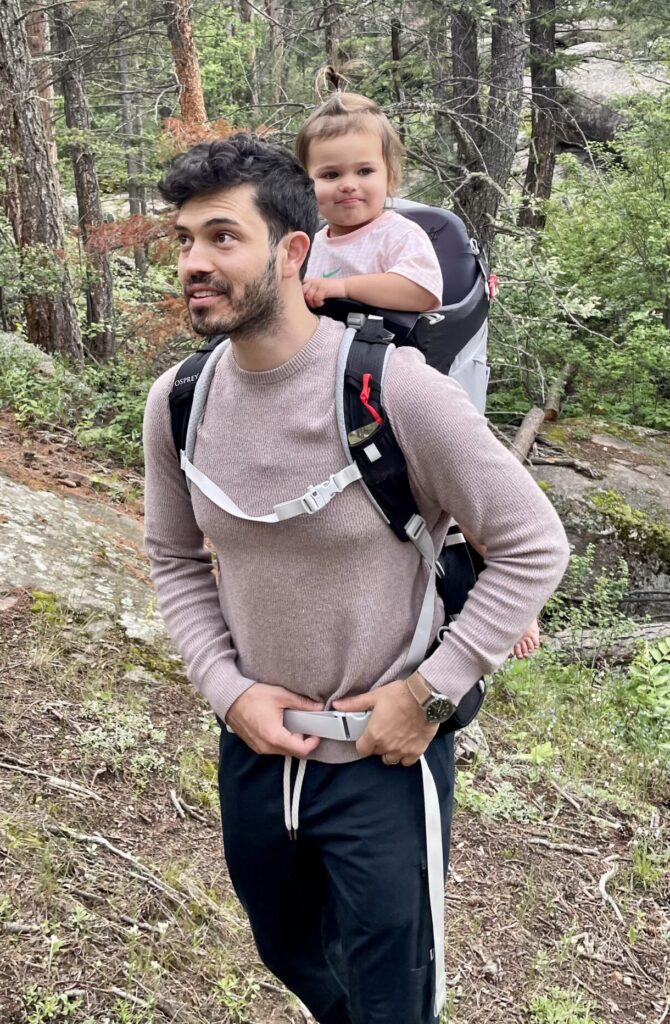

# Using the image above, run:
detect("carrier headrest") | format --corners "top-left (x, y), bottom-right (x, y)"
top-left (392, 199), bottom-right (480, 307)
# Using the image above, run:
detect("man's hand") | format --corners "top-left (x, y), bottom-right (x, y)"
top-left (226, 683), bottom-right (324, 758)
top-left (333, 675), bottom-right (438, 765)
top-left (302, 276), bottom-right (348, 308)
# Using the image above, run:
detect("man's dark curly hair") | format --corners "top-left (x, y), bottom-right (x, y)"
top-left (158, 134), bottom-right (318, 275)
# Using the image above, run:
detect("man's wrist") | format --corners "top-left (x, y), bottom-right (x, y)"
top-left (405, 672), bottom-right (457, 724)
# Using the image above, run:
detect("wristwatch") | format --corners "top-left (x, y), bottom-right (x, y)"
top-left (406, 674), bottom-right (457, 724)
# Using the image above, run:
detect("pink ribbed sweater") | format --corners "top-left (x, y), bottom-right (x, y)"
top-left (143, 317), bottom-right (569, 763)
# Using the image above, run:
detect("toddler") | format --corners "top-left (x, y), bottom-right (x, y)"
top-left (296, 92), bottom-right (443, 312)
top-left (296, 92), bottom-right (540, 660)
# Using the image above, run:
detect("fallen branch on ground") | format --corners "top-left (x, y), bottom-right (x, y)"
top-left (598, 856), bottom-right (624, 924)
top-left (527, 837), bottom-right (599, 856)
top-left (0, 761), bottom-right (102, 801)
top-left (512, 363), bottom-right (577, 462)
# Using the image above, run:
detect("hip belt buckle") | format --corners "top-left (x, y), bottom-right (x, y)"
top-left (283, 709), bottom-right (370, 742)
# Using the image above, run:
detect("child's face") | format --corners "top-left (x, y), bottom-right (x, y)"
top-left (307, 130), bottom-right (389, 236)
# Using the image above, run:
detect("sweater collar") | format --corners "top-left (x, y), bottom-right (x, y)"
top-left (226, 317), bottom-right (333, 385)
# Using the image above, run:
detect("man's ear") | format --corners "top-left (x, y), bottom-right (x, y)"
top-left (279, 231), bottom-right (311, 280)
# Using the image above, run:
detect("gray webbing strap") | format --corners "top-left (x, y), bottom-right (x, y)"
top-left (180, 455), bottom-right (362, 523)
top-left (184, 339), bottom-right (230, 469)
top-left (399, 514), bottom-right (438, 677)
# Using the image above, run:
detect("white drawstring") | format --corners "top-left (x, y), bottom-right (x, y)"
top-left (283, 757), bottom-right (308, 839)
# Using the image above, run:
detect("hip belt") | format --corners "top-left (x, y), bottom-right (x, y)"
top-left (283, 709), bottom-right (447, 1017)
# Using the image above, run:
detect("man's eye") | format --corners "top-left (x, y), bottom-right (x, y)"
top-left (176, 235), bottom-right (191, 247)
top-left (216, 232), bottom-right (233, 244)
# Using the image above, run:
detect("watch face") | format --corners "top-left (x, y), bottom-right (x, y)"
top-left (426, 696), bottom-right (456, 723)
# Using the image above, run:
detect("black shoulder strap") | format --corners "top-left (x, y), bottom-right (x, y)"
top-left (343, 332), bottom-right (419, 542)
top-left (169, 335), bottom-right (225, 459)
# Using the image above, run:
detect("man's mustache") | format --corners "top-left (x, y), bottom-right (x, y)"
top-left (183, 275), bottom-right (232, 299)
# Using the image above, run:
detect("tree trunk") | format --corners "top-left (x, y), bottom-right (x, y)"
top-left (25, 1), bottom-right (58, 174)
top-left (0, 0), bottom-right (82, 360)
top-left (265, 0), bottom-right (284, 104)
top-left (54, 4), bottom-right (115, 361)
top-left (117, 43), bottom-right (147, 278)
top-left (391, 18), bottom-right (406, 143)
top-left (518, 0), bottom-right (558, 230)
top-left (164, 0), bottom-right (207, 129)
top-left (324, 1), bottom-right (339, 67)
top-left (451, 0), bottom-right (525, 257)
top-left (450, 5), bottom-right (482, 158)
top-left (0, 69), bottom-right (21, 243)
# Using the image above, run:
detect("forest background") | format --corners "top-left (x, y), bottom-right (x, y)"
top-left (0, 2), bottom-right (669, 1023)
top-left (1, 0), bottom-right (670, 442)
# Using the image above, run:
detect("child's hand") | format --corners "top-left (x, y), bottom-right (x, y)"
top-left (302, 276), bottom-right (348, 308)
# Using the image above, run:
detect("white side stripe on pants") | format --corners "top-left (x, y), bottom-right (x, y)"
top-left (420, 754), bottom-right (447, 1017)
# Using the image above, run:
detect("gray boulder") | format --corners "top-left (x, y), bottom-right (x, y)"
top-left (558, 45), bottom-right (669, 145)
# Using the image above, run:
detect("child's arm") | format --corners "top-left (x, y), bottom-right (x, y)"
top-left (303, 272), bottom-right (437, 312)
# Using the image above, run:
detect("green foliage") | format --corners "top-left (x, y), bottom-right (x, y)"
top-left (23, 987), bottom-right (82, 1024)
top-left (492, 549), bottom-right (668, 795)
top-left (490, 92), bottom-right (670, 428)
top-left (542, 545), bottom-right (631, 640)
top-left (589, 491), bottom-right (670, 564)
top-left (0, 342), bottom-right (152, 467)
top-left (198, 7), bottom-right (264, 123)
top-left (622, 637), bottom-right (670, 746)
top-left (77, 695), bottom-right (166, 785)
top-left (530, 987), bottom-right (600, 1024)
top-left (455, 772), bottom-right (539, 822)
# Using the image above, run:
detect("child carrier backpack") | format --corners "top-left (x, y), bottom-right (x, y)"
top-left (318, 197), bottom-right (494, 415)
top-left (168, 202), bottom-right (494, 732)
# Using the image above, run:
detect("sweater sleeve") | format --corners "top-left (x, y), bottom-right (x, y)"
top-left (384, 350), bottom-right (570, 704)
top-left (142, 368), bottom-right (256, 719)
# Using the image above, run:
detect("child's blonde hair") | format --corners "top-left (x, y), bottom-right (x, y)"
top-left (295, 92), bottom-right (405, 194)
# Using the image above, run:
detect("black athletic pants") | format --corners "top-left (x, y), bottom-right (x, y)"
top-left (218, 728), bottom-right (455, 1024)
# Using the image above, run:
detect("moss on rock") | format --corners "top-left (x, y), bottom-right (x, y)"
top-left (590, 490), bottom-right (670, 565)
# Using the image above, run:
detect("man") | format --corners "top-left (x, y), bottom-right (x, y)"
top-left (143, 133), bottom-right (569, 1024)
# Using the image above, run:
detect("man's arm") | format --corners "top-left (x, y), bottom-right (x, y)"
top-left (386, 350), bottom-right (570, 704)
top-left (335, 351), bottom-right (569, 758)
top-left (143, 369), bottom-right (322, 756)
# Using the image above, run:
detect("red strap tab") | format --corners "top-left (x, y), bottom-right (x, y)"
top-left (360, 373), bottom-right (383, 426)
top-left (488, 273), bottom-right (499, 301)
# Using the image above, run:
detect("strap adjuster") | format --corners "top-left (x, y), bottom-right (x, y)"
top-left (405, 513), bottom-right (426, 542)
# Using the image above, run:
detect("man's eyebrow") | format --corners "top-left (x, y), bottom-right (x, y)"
top-left (173, 217), bottom-right (241, 232)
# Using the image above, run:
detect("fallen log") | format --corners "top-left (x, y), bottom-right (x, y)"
top-left (511, 363), bottom-right (577, 461)
top-left (550, 621), bottom-right (670, 664)
top-left (544, 363), bottom-right (577, 421)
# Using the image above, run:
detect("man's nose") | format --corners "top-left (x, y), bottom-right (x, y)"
top-left (180, 238), bottom-right (216, 276)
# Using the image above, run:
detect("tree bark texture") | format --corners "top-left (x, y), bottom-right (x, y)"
top-left (0, 0), bottom-right (82, 360)
top-left (54, 4), bottom-right (115, 361)
top-left (324, 1), bottom-right (339, 67)
top-left (117, 43), bottom-right (147, 279)
top-left (165, 0), bottom-right (208, 129)
top-left (451, 0), bottom-right (525, 257)
top-left (265, 0), bottom-right (284, 104)
top-left (25, 1), bottom-right (58, 174)
top-left (518, 0), bottom-right (559, 229)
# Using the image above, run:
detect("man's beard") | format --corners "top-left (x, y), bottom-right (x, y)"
top-left (185, 253), bottom-right (283, 342)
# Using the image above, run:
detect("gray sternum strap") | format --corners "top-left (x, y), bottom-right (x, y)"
top-left (180, 453), bottom-right (362, 523)
top-left (400, 513), bottom-right (438, 677)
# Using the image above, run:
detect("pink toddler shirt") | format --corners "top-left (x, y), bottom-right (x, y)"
top-left (306, 210), bottom-right (443, 309)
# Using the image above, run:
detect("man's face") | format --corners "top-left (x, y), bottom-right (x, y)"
top-left (174, 184), bottom-right (283, 338)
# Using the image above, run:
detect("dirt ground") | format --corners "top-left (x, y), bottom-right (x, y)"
top-left (0, 412), bottom-right (668, 1024)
